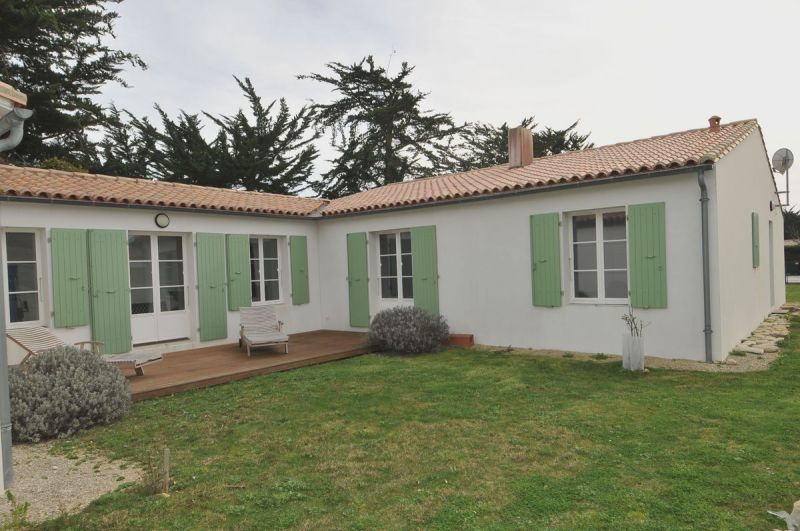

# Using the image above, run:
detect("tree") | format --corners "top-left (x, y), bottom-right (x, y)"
top-left (0, 0), bottom-right (146, 166)
top-left (784, 208), bottom-right (800, 241)
top-left (97, 77), bottom-right (319, 194)
top-left (204, 77), bottom-right (319, 194)
top-left (299, 56), bottom-right (464, 198)
top-left (456, 117), bottom-right (593, 171)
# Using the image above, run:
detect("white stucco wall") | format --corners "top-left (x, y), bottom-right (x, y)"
top-left (0, 202), bottom-right (322, 364)
top-left (318, 171), bottom-right (711, 360)
top-left (713, 130), bottom-right (785, 356)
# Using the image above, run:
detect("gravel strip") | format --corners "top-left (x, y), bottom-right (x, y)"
top-left (0, 440), bottom-right (140, 524)
top-left (474, 305), bottom-right (798, 373)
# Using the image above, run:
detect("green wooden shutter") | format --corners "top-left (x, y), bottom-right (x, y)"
top-left (530, 213), bottom-right (562, 307)
top-left (87, 230), bottom-right (132, 354)
top-left (628, 202), bottom-right (667, 309)
top-left (225, 234), bottom-right (251, 311)
top-left (411, 225), bottom-right (440, 315)
top-left (346, 232), bottom-right (370, 327)
top-left (751, 212), bottom-right (760, 268)
top-left (289, 235), bottom-right (310, 305)
top-left (51, 229), bottom-right (90, 327)
top-left (197, 233), bottom-right (228, 341)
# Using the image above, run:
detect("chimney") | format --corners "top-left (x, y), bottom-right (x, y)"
top-left (508, 126), bottom-right (534, 168)
top-left (708, 115), bottom-right (721, 132)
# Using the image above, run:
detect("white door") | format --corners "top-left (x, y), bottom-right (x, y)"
top-left (128, 233), bottom-right (191, 344)
top-left (769, 220), bottom-right (775, 307)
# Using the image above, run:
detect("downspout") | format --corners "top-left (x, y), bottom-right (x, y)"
top-left (0, 106), bottom-right (31, 488)
top-left (697, 168), bottom-right (713, 363)
top-left (0, 108), bottom-right (34, 151)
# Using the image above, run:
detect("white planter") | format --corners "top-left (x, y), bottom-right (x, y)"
top-left (622, 335), bottom-right (645, 371)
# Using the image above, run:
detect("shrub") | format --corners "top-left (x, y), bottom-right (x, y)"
top-left (368, 306), bottom-right (449, 354)
top-left (9, 346), bottom-right (132, 443)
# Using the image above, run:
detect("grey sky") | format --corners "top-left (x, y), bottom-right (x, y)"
top-left (100, 0), bottom-right (799, 205)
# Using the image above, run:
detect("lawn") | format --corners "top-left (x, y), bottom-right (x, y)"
top-left (39, 290), bottom-right (800, 529)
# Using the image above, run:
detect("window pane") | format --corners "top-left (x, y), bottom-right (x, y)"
top-left (159, 262), bottom-right (184, 286)
top-left (128, 235), bottom-right (151, 260)
top-left (160, 287), bottom-right (185, 311)
top-left (380, 255), bottom-right (397, 277)
top-left (604, 241), bottom-right (627, 269)
top-left (574, 271), bottom-right (598, 298)
top-left (131, 288), bottom-right (154, 314)
top-left (250, 259), bottom-right (260, 282)
top-left (402, 277), bottom-right (413, 299)
top-left (264, 280), bottom-right (280, 301)
top-left (401, 254), bottom-right (412, 276)
top-left (8, 293), bottom-right (38, 322)
top-left (251, 281), bottom-right (261, 302)
top-left (129, 262), bottom-right (152, 288)
top-left (262, 238), bottom-right (278, 259)
top-left (381, 277), bottom-right (398, 298)
top-left (605, 271), bottom-right (628, 298)
top-left (249, 238), bottom-right (259, 259)
top-left (572, 215), bottom-right (596, 242)
top-left (379, 234), bottom-right (396, 255)
top-left (263, 259), bottom-right (279, 280)
top-left (573, 243), bottom-right (597, 270)
top-left (158, 236), bottom-right (183, 260)
top-left (6, 233), bottom-right (35, 262)
top-left (603, 212), bottom-right (626, 240)
top-left (400, 232), bottom-right (411, 254)
top-left (7, 263), bottom-right (38, 292)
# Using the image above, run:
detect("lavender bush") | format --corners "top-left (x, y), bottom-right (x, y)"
top-left (369, 306), bottom-right (449, 354)
top-left (9, 346), bottom-right (131, 442)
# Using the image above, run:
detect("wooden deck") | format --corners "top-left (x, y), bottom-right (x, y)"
top-left (127, 330), bottom-right (370, 401)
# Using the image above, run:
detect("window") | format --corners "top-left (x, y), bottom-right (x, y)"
top-left (570, 210), bottom-right (628, 301)
top-left (4, 231), bottom-right (40, 324)
top-left (250, 237), bottom-right (281, 302)
top-left (128, 235), bottom-right (186, 315)
top-left (379, 231), bottom-right (413, 299)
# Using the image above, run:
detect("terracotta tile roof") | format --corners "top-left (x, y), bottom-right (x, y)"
top-left (0, 165), bottom-right (327, 216)
top-left (321, 119), bottom-right (760, 216)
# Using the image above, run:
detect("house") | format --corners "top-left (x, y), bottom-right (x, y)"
top-left (0, 116), bottom-right (784, 364)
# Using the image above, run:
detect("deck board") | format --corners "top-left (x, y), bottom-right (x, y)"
top-left (127, 330), bottom-right (370, 401)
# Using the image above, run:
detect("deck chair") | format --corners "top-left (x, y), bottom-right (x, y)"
top-left (6, 326), bottom-right (162, 376)
top-left (239, 305), bottom-right (289, 357)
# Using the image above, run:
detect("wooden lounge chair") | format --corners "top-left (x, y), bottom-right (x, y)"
top-left (6, 326), bottom-right (162, 375)
top-left (239, 305), bottom-right (289, 357)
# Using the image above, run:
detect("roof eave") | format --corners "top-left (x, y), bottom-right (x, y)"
top-left (320, 164), bottom-right (714, 219)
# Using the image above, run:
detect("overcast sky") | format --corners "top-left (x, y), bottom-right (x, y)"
top-left (99, 0), bottom-right (799, 205)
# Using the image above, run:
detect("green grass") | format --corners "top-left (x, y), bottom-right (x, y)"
top-left (37, 287), bottom-right (800, 529)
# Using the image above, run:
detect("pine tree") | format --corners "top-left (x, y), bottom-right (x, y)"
top-left (0, 0), bottom-right (145, 165)
top-left (204, 77), bottom-right (318, 194)
top-left (98, 77), bottom-right (318, 194)
top-left (299, 56), bottom-right (464, 198)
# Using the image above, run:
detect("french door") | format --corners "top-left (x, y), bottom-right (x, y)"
top-left (128, 233), bottom-right (191, 344)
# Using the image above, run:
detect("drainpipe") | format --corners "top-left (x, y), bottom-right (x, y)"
top-left (697, 168), bottom-right (713, 363)
top-left (0, 108), bottom-right (33, 152)
top-left (0, 104), bottom-right (31, 489)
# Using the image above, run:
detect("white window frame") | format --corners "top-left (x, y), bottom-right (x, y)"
top-left (378, 230), bottom-right (413, 301)
top-left (128, 233), bottom-right (188, 316)
top-left (249, 236), bottom-right (282, 305)
top-left (567, 207), bottom-right (629, 304)
top-left (2, 229), bottom-right (44, 327)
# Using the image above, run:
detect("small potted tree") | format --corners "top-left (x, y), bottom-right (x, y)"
top-left (621, 306), bottom-right (647, 371)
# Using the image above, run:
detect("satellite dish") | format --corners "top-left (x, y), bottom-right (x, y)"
top-left (773, 148), bottom-right (794, 174)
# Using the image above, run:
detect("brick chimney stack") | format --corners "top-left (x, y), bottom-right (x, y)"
top-left (508, 126), bottom-right (534, 168)
top-left (708, 115), bottom-right (721, 132)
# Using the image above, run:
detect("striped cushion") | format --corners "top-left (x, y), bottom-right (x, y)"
top-left (6, 326), bottom-right (66, 354)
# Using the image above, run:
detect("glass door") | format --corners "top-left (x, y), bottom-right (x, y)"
top-left (129, 234), bottom-right (190, 344)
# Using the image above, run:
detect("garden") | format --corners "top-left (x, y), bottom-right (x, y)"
top-left (3, 300), bottom-right (799, 529)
